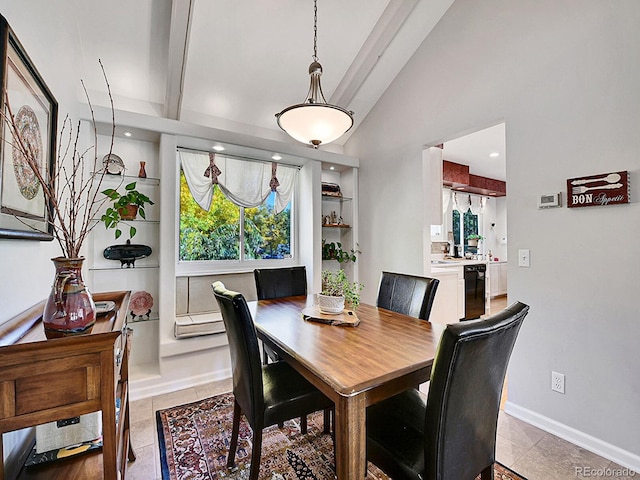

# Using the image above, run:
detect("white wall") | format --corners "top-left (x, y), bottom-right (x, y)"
top-left (0, 1), bottom-right (89, 471)
top-left (346, 0), bottom-right (640, 470)
top-left (484, 196), bottom-right (507, 261)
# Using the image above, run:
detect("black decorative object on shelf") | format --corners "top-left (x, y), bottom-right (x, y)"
top-left (103, 240), bottom-right (152, 268)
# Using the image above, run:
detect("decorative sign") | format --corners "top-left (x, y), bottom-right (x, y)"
top-left (566, 171), bottom-right (629, 208)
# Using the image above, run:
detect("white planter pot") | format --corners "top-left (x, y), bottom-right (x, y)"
top-left (317, 294), bottom-right (345, 314)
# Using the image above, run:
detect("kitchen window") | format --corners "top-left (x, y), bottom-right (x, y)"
top-left (451, 192), bottom-right (485, 255)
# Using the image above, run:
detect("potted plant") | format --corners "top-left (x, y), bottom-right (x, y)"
top-left (101, 182), bottom-right (154, 239)
top-left (466, 234), bottom-right (484, 247)
top-left (322, 240), bottom-right (361, 263)
top-left (319, 269), bottom-right (364, 313)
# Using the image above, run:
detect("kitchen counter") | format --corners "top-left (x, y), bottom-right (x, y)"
top-left (431, 259), bottom-right (487, 268)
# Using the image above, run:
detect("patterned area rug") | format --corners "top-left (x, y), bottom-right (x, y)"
top-left (156, 392), bottom-right (526, 480)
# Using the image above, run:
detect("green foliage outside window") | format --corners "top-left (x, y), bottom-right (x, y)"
top-left (452, 209), bottom-right (479, 247)
top-left (179, 171), bottom-right (291, 261)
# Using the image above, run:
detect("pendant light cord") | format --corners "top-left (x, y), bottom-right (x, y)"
top-left (312, 0), bottom-right (318, 62)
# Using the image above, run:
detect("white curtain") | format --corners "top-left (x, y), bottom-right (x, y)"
top-left (178, 150), bottom-right (297, 214)
top-left (442, 188), bottom-right (451, 214)
top-left (453, 192), bottom-right (471, 212)
top-left (469, 195), bottom-right (486, 215)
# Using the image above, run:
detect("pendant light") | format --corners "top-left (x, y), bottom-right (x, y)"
top-left (275, 0), bottom-right (354, 148)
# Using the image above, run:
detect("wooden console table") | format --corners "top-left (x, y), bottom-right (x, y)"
top-left (0, 291), bottom-right (134, 480)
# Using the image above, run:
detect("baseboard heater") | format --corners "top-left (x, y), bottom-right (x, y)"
top-left (174, 313), bottom-right (226, 339)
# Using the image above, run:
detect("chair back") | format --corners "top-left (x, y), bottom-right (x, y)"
top-left (212, 281), bottom-right (264, 426)
top-left (376, 271), bottom-right (440, 320)
top-left (424, 301), bottom-right (529, 480)
top-left (254, 266), bottom-right (307, 300)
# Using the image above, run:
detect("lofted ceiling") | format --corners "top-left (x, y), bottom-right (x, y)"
top-left (75, 0), bottom-right (454, 147)
top-left (71, 0), bottom-right (503, 176)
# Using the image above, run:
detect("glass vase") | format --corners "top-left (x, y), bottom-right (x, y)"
top-left (43, 257), bottom-right (96, 339)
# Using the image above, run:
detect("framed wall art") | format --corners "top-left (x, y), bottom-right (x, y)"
top-left (0, 14), bottom-right (57, 240)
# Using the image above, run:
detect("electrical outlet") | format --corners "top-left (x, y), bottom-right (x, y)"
top-left (551, 371), bottom-right (565, 394)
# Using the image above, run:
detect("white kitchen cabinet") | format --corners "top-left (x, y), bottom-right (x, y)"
top-left (430, 265), bottom-right (465, 321)
top-left (489, 261), bottom-right (508, 297)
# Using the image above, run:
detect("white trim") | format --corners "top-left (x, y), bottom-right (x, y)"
top-left (505, 401), bottom-right (640, 473)
top-left (130, 368), bottom-right (232, 402)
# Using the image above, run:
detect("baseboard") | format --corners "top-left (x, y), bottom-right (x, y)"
top-left (130, 368), bottom-right (232, 401)
top-left (505, 401), bottom-right (640, 473)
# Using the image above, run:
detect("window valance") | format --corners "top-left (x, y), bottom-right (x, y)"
top-left (178, 150), bottom-right (297, 214)
top-left (452, 192), bottom-right (486, 214)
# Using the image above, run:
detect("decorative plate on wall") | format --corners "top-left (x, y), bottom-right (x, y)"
top-left (129, 290), bottom-right (153, 321)
top-left (102, 153), bottom-right (125, 175)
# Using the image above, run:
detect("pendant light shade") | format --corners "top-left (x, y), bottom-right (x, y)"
top-left (276, 1), bottom-right (354, 148)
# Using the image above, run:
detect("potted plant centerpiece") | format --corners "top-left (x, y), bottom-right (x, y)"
top-left (319, 269), bottom-right (364, 314)
top-left (466, 234), bottom-right (484, 247)
top-left (101, 182), bottom-right (154, 239)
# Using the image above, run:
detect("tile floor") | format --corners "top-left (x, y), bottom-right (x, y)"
top-left (126, 379), bottom-right (636, 480)
top-left (126, 297), bottom-right (637, 480)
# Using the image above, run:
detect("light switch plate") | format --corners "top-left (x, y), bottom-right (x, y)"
top-left (518, 249), bottom-right (530, 267)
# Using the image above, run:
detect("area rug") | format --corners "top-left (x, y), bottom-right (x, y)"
top-left (157, 392), bottom-right (526, 480)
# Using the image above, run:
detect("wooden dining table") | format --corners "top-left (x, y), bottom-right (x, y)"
top-left (248, 295), bottom-right (445, 480)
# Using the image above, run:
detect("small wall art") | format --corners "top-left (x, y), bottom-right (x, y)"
top-left (566, 171), bottom-right (629, 208)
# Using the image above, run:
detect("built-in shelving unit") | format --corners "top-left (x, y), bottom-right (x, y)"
top-left (321, 169), bottom-right (359, 282)
top-left (86, 132), bottom-right (162, 386)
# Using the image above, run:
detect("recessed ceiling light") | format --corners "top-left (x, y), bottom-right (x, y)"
top-left (489, 152), bottom-right (500, 158)
top-left (272, 154), bottom-right (282, 161)
top-left (329, 166), bottom-right (335, 171)
top-left (123, 131), bottom-right (133, 137)
top-left (212, 145), bottom-right (225, 152)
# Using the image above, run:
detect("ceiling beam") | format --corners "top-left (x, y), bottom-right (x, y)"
top-left (330, 0), bottom-right (420, 107)
top-left (164, 0), bottom-right (194, 120)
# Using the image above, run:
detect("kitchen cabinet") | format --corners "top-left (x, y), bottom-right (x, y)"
top-left (489, 261), bottom-right (508, 297)
top-left (0, 291), bottom-right (133, 480)
top-left (430, 264), bottom-right (465, 321)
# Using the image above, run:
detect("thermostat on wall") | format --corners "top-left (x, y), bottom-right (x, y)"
top-left (538, 192), bottom-right (562, 209)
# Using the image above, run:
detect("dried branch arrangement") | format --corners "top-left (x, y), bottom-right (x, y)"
top-left (2, 61), bottom-right (116, 258)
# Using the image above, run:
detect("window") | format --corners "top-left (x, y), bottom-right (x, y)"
top-left (179, 170), bottom-right (293, 262)
top-left (452, 208), bottom-right (479, 253)
top-left (450, 192), bottom-right (485, 255)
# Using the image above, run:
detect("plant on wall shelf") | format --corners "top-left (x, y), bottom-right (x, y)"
top-left (322, 240), bottom-right (361, 263)
top-left (101, 182), bottom-right (154, 239)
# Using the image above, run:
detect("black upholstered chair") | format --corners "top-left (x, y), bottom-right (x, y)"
top-left (254, 265), bottom-right (307, 301)
top-left (253, 266), bottom-right (307, 364)
top-left (376, 271), bottom-right (440, 321)
top-left (253, 266), bottom-right (326, 432)
top-left (366, 301), bottom-right (529, 480)
top-left (212, 281), bottom-right (333, 480)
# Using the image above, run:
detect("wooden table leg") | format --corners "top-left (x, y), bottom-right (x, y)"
top-left (334, 394), bottom-right (366, 480)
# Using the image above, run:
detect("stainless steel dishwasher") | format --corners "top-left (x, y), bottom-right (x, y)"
top-left (464, 264), bottom-right (486, 320)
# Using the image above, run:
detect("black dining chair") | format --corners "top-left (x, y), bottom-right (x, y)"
top-left (376, 271), bottom-right (440, 321)
top-left (253, 266), bottom-right (330, 433)
top-left (212, 281), bottom-right (333, 480)
top-left (365, 301), bottom-right (529, 480)
top-left (253, 266), bottom-right (307, 364)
